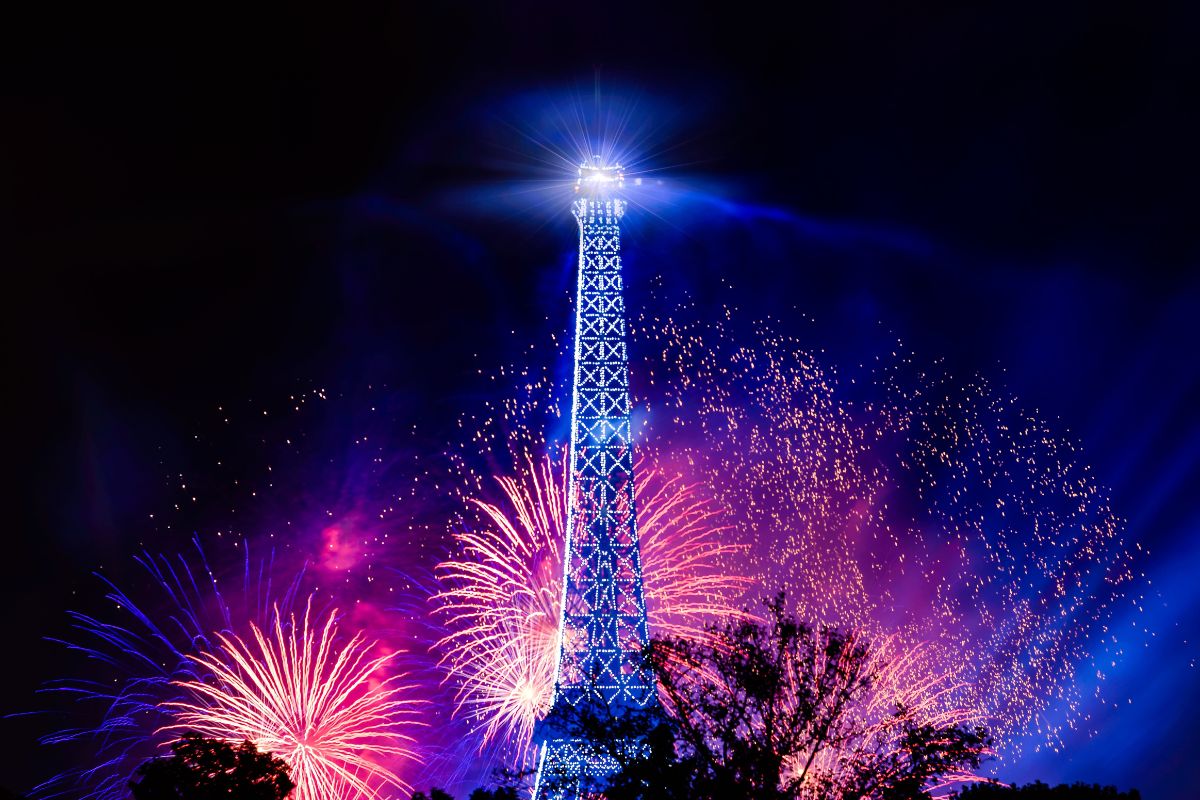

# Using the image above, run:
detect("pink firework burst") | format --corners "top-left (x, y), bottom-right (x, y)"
top-left (166, 599), bottom-right (423, 800)
top-left (432, 448), bottom-right (751, 756)
top-left (784, 633), bottom-right (987, 798)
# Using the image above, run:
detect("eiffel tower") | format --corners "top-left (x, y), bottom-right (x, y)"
top-left (533, 161), bottom-right (655, 799)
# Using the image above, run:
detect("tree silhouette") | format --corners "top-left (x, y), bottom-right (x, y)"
top-left (955, 781), bottom-right (1140, 800)
top-left (467, 788), bottom-right (521, 800)
top-left (128, 733), bottom-right (294, 800)
top-left (411, 790), bottom-right (454, 800)
top-left (538, 594), bottom-right (992, 799)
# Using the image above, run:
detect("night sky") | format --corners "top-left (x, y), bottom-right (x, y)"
top-left (6, 3), bottom-right (1198, 798)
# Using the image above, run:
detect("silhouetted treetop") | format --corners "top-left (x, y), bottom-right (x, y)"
top-left (128, 733), bottom-right (294, 800)
top-left (537, 593), bottom-right (993, 800)
top-left (955, 781), bottom-right (1140, 800)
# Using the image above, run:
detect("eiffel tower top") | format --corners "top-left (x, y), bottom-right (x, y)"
top-left (574, 160), bottom-right (626, 220)
top-left (575, 159), bottom-right (624, 193)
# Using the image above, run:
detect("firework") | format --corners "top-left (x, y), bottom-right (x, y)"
top-left (35, 540), bottom-right (423, 800)
top-left (33, 540), bottom-right (303, 800)
top-left (36, 304), bottom-right (1146, 794)
top-left (166, 599), bottom-right (422, 800)
top-left (432, 448), bottom-right (751, 756)
top-left (783, 633), bottom-right (986, 798)
top-left (640, 312), bottom-right (1146, 758)
top-left (448, 307), bottom-right (1146, 769)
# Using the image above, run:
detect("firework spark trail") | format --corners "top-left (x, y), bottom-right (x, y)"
top-left (41, 302), bottom-right (1146, 794)
top-left (433, 452), bottom-right (566, 751)
top-left (167, 599), bottom-right (423, 800)
top-left (31, 539), bottom-right (306, 800)
top-left (639, 311), bottom-right (1147, 757)
top-left (34, 538), bottom-right (425, 800)
top-left (789, 633), bottom-right (986, 798)
top-left (432, 448), bottom-right (752, 757)
top-left (651, 615), bottom-right (983, 799)
top-left (449, 306), bottom-right (1146, 768)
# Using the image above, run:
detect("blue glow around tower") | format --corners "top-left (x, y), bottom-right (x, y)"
top-left (533, 159), bottom-right (655, 799)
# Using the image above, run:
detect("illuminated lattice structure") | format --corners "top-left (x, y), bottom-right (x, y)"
top-left (533, 162), bottom-right (655, 798)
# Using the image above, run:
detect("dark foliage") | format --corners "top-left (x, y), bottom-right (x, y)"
top-left (411, 790), bottom-right (454, 800)
top-left (955, 781), bottom-right (1141, 800)
top-left (539, 594), bottom-right (992, 800)
top-left (128, 733), bottom-right (294, 800)
top-left (467, 788), bottom-right (522, 800)
top-left (412, 783), bottom-right (522, 800)
top-left (464, 766), bottom-right (533, 800)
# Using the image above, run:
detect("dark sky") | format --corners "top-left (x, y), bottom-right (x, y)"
top-left (5, 3), bottom-right (1199, 797)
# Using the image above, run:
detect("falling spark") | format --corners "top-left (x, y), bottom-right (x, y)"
top-left (447, 307), bottom-right (1147, 767)
top-left (167, 599), bottom-right (423, 800)
top-left (640, 311), bottom-right (1146, 758)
